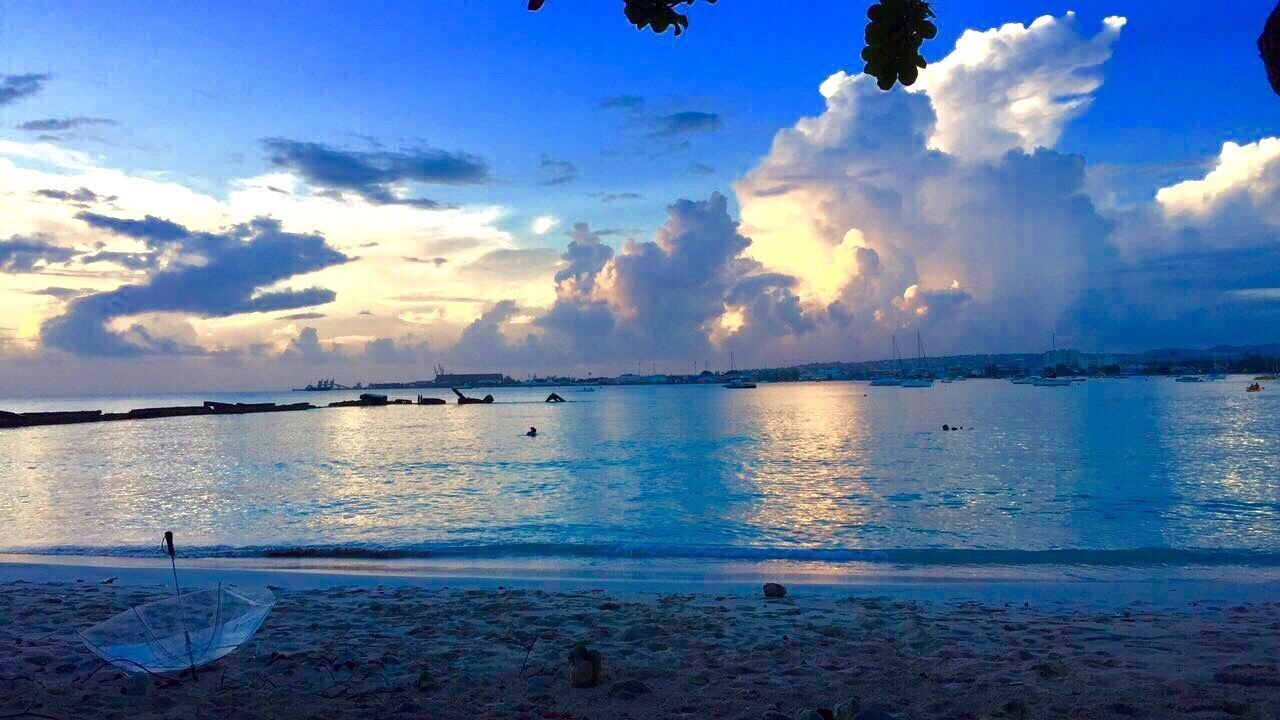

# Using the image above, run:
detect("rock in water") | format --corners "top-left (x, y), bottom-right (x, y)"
top-left (567, 642), bottom-right (603, 688)
top-left (763, 582), bottom-right (788, 599)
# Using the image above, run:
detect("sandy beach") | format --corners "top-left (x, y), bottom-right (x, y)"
top-left (4, 575), bottom-right (1280, 720)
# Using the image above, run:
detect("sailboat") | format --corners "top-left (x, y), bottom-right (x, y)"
top-left (870, 334), bottom-right (904, 386)
top-left (723, 351), bottom-right (756, 389)
top-left (900, 332), bottom-right (934, 387)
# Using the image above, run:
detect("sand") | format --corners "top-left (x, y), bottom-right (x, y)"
top-left (3, 579), bottom-right (1280, 719)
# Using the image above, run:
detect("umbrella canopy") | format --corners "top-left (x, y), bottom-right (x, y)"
top-left (78, 585), bottom-right (276, 674)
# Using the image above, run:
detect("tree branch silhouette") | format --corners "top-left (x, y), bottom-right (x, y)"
top-left (532, 0), bottom-right (1280, 97)
top-left (1262, 1), bottom-right (1280, 95)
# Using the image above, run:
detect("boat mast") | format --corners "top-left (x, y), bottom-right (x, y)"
top-left (917, 331), bottom-right (932, 378)
top-left (893, 333), bottom-right (907, 378)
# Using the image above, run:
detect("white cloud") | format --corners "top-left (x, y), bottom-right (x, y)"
top-left (531, 215), bottom-right (559, 235)
top-left (913, 13), bottom-right (1125, 161)
top-left (1156, 138), bottom-right (1280, 224)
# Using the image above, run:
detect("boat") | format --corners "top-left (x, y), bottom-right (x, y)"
top-left (1257, 375), bottom-right (1278, 381)
top-left (1175, 376), bottom-right (1204, 383)
top-left (1032, 377), bottom-right (1072, 387)
top-left (1010, 377), bottom-right (1035, 384)
top-left (1206, 373), bottom-right (1227, 381)
top-left (577, 387), bottom-right (597, 392)
top-left (1247, 383), bottom-right (1263, 393)
top-left (723, 352), bottom-right (756, 389)
top-left (903, 332), bottom-right (936, 388)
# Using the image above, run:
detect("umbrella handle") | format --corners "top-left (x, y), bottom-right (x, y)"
top-left (162, 530), bottom-right (198, 681)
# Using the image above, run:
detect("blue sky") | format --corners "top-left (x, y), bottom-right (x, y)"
top-left (0, 2), bottom-right (1277, 391)
top-left (4, 2), bottom-right (1272, 218)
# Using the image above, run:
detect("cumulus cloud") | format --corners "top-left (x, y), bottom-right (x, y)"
top-left (262, 138), bottom-right (489, 208)
top-left (913, 13), bottom-right (1126, 161)
top-left (0, 73), bottom-right (48, 107)
top-left (1156, 138), bottom-right (1280, 230)
top-left (731, 12), bottom-right (1279, 357)
top-left (555, 223), bottom-right (614, 297)
top-left (524, 193), bottom-right (814, 366)
top-left (41, 216), bottom-right (347, 356)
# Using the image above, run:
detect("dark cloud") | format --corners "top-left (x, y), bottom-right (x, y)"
top-left (402, 256), bottom-right (448, 266)
top-left (42, 216), bottom-right (348, 357)
top-left (262, 138), bottom-right (490, 208)
top-left (76, 212), bottom-right (190, 246)
top-left (592, 192), bottom-right (642, 203)
top-left (599, 95), bottom-right (645, 112)
top-left (0, 235), bottom-right (77, 273)
top-left (652, 111), bottom-right (722, 137)
top-left (27, 287), bottom-right (89, 300)
top-left (34, 187), bottom-right (116, 204)
top-left (80, 250), bottom-right (154, 270)
top-left (538, 155), bottom-right (578, 185)
top-left (17, 116), bottom-right (116, 132)
top-left (277, 312), bottom-right (326, 321)
top-left (0, 73), bottom-right (49, 107)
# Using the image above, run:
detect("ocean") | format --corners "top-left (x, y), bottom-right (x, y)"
top-left (2, 378), bottom-right (1278, 577)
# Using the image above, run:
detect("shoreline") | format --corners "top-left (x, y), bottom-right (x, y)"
top-left (5, 553), bottom-right (1280, 610)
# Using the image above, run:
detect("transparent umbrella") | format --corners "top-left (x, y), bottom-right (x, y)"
top-left (77, 532), bottom-right (276, 675)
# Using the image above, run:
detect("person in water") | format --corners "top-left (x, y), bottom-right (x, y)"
top-left (527, 427), bottom-right (537, 437)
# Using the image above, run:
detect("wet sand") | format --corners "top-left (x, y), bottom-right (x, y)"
top-left (4, 579), bottom-right (1280, 719)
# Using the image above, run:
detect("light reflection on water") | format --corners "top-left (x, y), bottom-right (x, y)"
top-left (2, 379), bottom-right (1278, 566)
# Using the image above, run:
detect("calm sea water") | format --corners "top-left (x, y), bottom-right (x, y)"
top-left (2, 379), bottom-right (1278, 570)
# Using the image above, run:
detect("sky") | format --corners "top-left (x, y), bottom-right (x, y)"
top-left (0, 1), bottom-right (1277, 394)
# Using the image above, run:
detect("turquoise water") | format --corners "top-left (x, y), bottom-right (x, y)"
top-left (2, 378), bottom-right (1278, 569)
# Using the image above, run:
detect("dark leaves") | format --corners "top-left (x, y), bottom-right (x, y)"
top-left (862, 0), bottom-right (934, 90)
top-left (530, 0), bottom-right (717, 37)
top-left (1261, 1), bottom-right (1280, 96)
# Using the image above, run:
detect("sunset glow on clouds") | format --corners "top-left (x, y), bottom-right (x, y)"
top-left (0, 4), bottom-right (1276, 393)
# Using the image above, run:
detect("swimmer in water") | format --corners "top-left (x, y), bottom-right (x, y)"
top-left (526, 426), bottom-right (537, 437)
